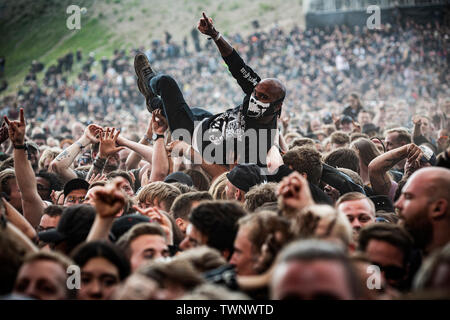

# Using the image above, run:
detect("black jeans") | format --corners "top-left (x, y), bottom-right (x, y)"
top-left (149, 74), bottom-right (196, 136)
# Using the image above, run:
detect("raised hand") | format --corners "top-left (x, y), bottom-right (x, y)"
top-left (412, 117), bottom-right (423, 137)
top-left (51, 190), bottom-right (64, 205)
top-left (133, 205), bottom-right (173, 243)
top-left (197, 12), bottom-right (218, 37)
top-left (166, 140), bottom-right (191, 159)
top-left (151, 109), bottom-right (168, 135)
top-left (4, 108), bottom-right (26, 146)
top-left (98, 127), bottom-right (125, 158)
top-left (278, 171), bottom-right (314, 213)
top-left (88, 173), bottom-right (107, 185)
top-left (406, 143), bottom-right (423, 165)
top-left (83, 123), bottom-right (103, 144)
top-left (332, 114), bottom-right (341, 129)
top-left (91, 179), bottom-right (126, 218)
top-left (352, 120), bottom-right (362, 133)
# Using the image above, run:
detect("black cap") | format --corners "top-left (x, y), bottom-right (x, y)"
top-left (341, 115), bottom-right (353, 124)
top-left (38, 204), bottom-right (95, 244)
top-left (369, 195), bottom-right (394, 213)
top-left (164, 171), bottom-right (193, 187)
top-left (26, 141), bottom-right (40, 152)
top-left (226, 164), bottom-right (267, 193)
top-left (362, 123), bottom-right (379, 134)
top-left (109, 214), bottom-right (151, 242)
top-left (63, 178), bottom-right (90, 197)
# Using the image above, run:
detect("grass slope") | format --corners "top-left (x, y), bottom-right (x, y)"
top-left (0, 0), bottom-right (304, 97)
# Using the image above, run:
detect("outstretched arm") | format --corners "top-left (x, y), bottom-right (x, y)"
top-left (198, 12), bottom-right (260, 95)
top-left (125, 118), bottom-right (153, 170)
top-left (116, 135), bottom-right (153, 165)
top-left (198, 12), bottom-right (233, 57)
top-left (4, 108), bottom-right (44, 228)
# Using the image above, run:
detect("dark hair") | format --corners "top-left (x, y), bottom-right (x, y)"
top-left (351, 138), bottom-right (381, 169)
top-left (350, 133), bottom-right (369, 142)
top-left (349, 92), bottom-right (362, 108)
top-left (43, 205), bottom-right (64, 217)
top-left (289, 137), bottom-right (315, 150)
top-left (0, 168), bottom-right (15, 196)
top-left (282, 146), bottom-right (323, 185)
top-left (0, 157), bottom-right (14, 171)
top-left (32, 133), bottom-right (47, 141)
top-left (277, 239), bottom-right (363, 299)
top-left (71, 240), bottom-right (130, 280)
top-left (358, 224), bottom-right (413, 267)
top-left (189, 201), bottom-right (247, 256)
top-left (36, 170), bottom-right (64, 192)
top-left (184, 169), bottom-right (211, 191)
top-left (106, 170), bottom-right (134, 192)
top-left (330, 131), bottom-right (350, 146)
top-left (238, 211), bottom-right (294, 273)
top-left (171, 182), bottom-right (197, 194)
top-left (244, 183), bottom-right (278, 212)
top-left (116, 223), bottom-right (166, 259)
top-left (171, 191), bottom-right (213, 220)
top-left (160, 209), bottom-right (185, 247)
top-left (324, 148), bottom-right (360, 174)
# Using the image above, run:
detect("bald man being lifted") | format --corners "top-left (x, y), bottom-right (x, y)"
top-left (134, 12), bottom-right (286, 168)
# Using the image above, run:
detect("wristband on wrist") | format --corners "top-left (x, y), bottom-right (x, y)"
top-left (208, 32), bottom-right (221, 41)
top-left (14, 143), bottom-right (32, 160)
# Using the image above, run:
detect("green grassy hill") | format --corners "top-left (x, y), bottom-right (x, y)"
top-left (0, 0), bottom-right (304, 97)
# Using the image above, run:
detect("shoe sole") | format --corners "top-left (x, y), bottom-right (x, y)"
top-left (134, 53), bottom-right (156, 112)
top-left (134, 53), bottom-right (154, 96)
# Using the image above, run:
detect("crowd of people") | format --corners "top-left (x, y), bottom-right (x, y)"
top-left (0, 11), bottom-right (449, 301)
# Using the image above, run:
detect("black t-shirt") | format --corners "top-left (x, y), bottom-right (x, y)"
top-left (194, 50), bottom-right (277, 167)
top-left (343, 105), bottom-right (363, 120)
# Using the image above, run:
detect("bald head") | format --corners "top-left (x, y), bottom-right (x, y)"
top-left (408, 167), bottom-right (450, 201)
top-left (258, 78), bottom-right (286, 101)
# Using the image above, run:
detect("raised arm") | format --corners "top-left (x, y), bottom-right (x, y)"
top-left (49, 124), bottom-right (103, 183)
top-left (197, 12), bottom-right (260, 95)
top-left (149, 110), bottom-right (170, 182)
top-left (117, 134), bottom-right (153, 165)
top-left (368, 143), bottom-right (422, 196)
top-left (125, 117), bottom-right (153, 170)
top-left (87, 179), bottom-right (126, 242)
top-left (4, 108), bottom-right (43, 228)
top-left (198, 12), bottom-right (233, 57)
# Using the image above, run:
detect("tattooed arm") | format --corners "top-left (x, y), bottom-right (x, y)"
top-left (49, 124), bottom-right (102, 183)
top-left (368, 144), bottom-right (422, 196)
